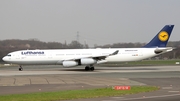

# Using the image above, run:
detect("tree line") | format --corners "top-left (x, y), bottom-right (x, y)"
top-left (0, 39), bottom-right (180, 62)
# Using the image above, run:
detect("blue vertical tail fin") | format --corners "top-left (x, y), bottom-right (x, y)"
top-left (143, 25), bottom-right (174, 48)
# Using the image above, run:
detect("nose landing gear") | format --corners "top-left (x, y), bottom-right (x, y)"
top-left (19, 66), bottom-right (23, 71)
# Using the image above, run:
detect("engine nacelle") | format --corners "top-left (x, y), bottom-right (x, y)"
top-left (62, 61), bottom-right (78, 67)
top-left (81, 58), bottom-right (97, 65)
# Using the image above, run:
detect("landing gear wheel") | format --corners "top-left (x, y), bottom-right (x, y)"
top-left (85, 65), bottom-right (95, 71)
top-left (19, 66), bottom-right (23, 71)
top-left (19, 68), bottom-right (23, 71)
top-left (85, 66), bottom-right (90, 71)
top-left (90, 67), bottom-right (94, 71)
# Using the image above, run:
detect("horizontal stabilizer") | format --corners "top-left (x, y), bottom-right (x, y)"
top-left (154, 47), bottom-right (173, 54)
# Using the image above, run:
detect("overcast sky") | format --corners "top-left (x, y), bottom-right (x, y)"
top-left (0, 0), bottom-right (180, 47)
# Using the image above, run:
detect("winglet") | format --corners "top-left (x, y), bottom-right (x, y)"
top-left (143, 25), bottom-right (174, 48)
top-left (110, 50), bottom-right (119, 56)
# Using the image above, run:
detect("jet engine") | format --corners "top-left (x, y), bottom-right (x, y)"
top-left (80, 58), bottom-right (97, 65)
top-left (62, 61), bottom-right (78, 67)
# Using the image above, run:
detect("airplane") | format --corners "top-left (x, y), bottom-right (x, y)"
top-left (2, 25), bottom-right (174, 71)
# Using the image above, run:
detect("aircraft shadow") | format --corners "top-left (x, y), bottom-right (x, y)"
top-left (59, 68), bottom-right (158, 71)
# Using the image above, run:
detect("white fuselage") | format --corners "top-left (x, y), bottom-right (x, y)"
top-left (2, 47), bottom-right (171, 66)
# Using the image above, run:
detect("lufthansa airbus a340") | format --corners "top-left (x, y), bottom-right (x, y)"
top-left (2, 25), bottom-right (174, 71)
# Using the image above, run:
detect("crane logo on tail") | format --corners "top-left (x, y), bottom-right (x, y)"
top-left (158, 31), bottom-right (169, 42)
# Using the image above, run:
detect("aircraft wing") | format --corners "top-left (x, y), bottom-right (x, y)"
top-left (64, 50), bottom-right (119, 61)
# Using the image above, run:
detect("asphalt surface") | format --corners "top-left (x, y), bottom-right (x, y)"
top-left (0, 65), bottom-right (180, 101)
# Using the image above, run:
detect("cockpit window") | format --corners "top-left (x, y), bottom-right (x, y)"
top-left (7, 54), bottom-right (11, 57)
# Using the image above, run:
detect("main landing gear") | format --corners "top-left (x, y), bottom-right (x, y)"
top-left (19, 66), bottom-right (23, 71)
top-left (85, 65), bottom-right (94, 71)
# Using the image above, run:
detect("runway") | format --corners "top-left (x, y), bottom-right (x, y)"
top-left (0, 65), bottom-right (180, 101)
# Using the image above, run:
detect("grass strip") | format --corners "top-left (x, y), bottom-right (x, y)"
top-left (0, 86), bottom-right (159, 101)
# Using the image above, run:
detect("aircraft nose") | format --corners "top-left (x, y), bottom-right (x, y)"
top-left (2, 56), bottom-right (7, 61)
